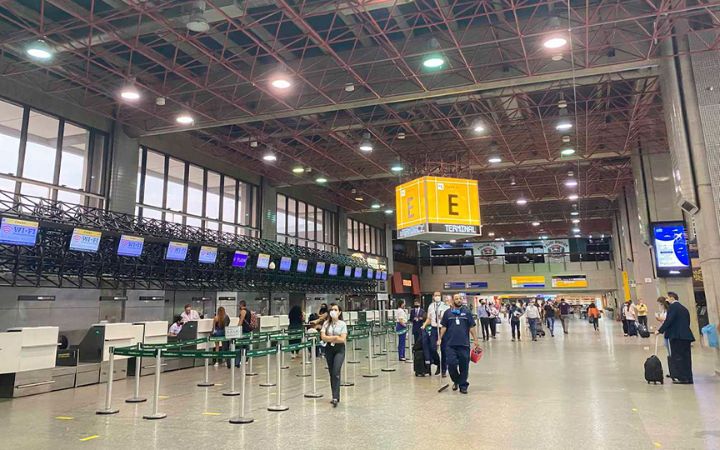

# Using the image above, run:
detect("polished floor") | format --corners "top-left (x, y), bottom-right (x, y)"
top-left (2, 319), bottom-right (720, 450)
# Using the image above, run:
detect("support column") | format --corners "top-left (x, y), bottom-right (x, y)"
top-left (384, 224), bottom-right (394, 274)
top-left (108, 128), bottom-right (139, 215)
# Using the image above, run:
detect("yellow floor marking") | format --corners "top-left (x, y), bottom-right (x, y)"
top-left (653, 442), bottom-right (662, 448)
top-left (202, 412), bottom-right (221, 416)
top-left (214, 383), bottom-right (223, 386)
top-left (632, 408), bottom-right (638, 412)
top-left (79, 435), bottom-right (99, 442)
top-left (55, 416), bottom-right (74, 420)
top-left (158, 395), bottom-right (169, 399)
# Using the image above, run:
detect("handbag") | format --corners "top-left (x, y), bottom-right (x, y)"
top-left (470, 346), bottom-right (483, 363)
top-left (494, 317), bottom-right (502, 325)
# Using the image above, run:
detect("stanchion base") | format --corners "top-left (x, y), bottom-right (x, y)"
top-left (340, 382), bottom-right (355, 387)
top-left (259, 383), bottom-right (276, 387)
top-left (229, 417), bottom-right (254, 424)
top-left (404, 359), bottom-right (413, 364)
top-left (125, 397), bottom-right (147, 403)
top-left (245, 372), bottom-right (258, 377)
top-left (96, 409), bottom-right (119, 415)
top-left (362, 374), bottom-right (379, 378)
top-left (143, 413), bottom-right (167, 420)
top-left (354, 347), bottom-right (362, 350)
top-left (281, 366), bottom-right (290, 370)
top-left (268, 405), bottom-right (289, 412)
top-left (381, 368), bottom-right (396, 372)
top-left (197, 382), bottom-right (215, 387)
top-left (296, 373), bottom-right (311, 377)
top-left (347, 360), bottom-right (360, 364)
top-left (304, 393), bottom-right (323, 398)
top-left (222, 391), bottom-right (240, 397)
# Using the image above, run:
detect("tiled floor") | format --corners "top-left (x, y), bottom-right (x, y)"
top-left (2, 318), bottom-right (720, 449)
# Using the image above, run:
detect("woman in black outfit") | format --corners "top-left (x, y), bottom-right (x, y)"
top-left (288, 305), bottom-right (304, 359)
top-left (321, 303), bottom-right (347, 407)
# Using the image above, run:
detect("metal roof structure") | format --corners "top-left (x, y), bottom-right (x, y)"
top-left (1, 0), bottom-right (719, 239)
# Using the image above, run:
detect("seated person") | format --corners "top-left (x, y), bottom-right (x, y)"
top-left (168, 315), bottom-right (183, 336)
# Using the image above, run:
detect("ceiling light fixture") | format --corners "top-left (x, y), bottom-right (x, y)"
top-left (488, 156), bottom-right (502, 164)
top-left (564, 179), bottom-right (578, 187)
top-left (316, 176), bottom-right (328, 184)
top-left (26, 39), bottom-right (54, 60)
top-left (572, 218), bottom-right (580, 224)
top-left (262, 152), bottom-right (277, 162)
top-left (561, 147), bottom-right (576, 156)
top-left (359, 132), bottom-right (374, 152)
top-left (422, 38), bottom-right (445, 69)
top-left (390, 163), bottom-right (404, 172)
top-left (543, 37), bottom-right (568, 49)
top-left (572, 227), bottom-right (581, 233)
top-left (354, 196), bottom-right (364, 202)
top-left (371, 203), bottom-right (381, 209)
top-left (270, 76), bottom-right (292, 89)
top-left (540, 235), bottom-right (548, 240)
top-left (510, 176), bottom-right (517, 186)
top-left (543, 17), bottom-right (568, 50)
top-left (532, 221), bottom-right (541, 227)
top-left (568, 194), bottom-right (579, 201)
top-left (487, 232), bottom-right (495, 237)
top-left (571, 211), bottom-right (579, 216)
top-left (120, 79), bottom-right (141, 101)
top-left (384, 209), bottom-right (393, 215)
top-left (516, 198), bottom-right (528, 206)
top-left (292, 166), bottom-right (305, 174)
top-left (574, 234), bottom-right (582, 238)
top-left (556, 119), bottom-right (573, 131)
top-left (176, 114), bottom-right (194, 125)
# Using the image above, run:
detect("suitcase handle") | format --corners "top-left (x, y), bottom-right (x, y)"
top-left (655, 333), bottom-right (660, 355)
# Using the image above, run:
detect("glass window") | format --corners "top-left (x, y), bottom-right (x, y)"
top-left (223, 176), bottom-right (236, 224)
top-left (57, 188), bottom-right (82, 205)
top-left (23, 110), bottom-right (59, 184)
top-left (287, 198), bottom-right (297, 236)
top-left (317, 208), bottom-right (324, 243)
top-left (206, 171), bottom-right (220, 220)
top-left (238, 182), bottom-right (250, 226)
top-left (166, 158), bottom-right (185, 212)
top-left (297, 201), bottom-right (306, 239)
top-left (144, 150), bottom-right (165, 208)
top-left (20, 181), bottom-right (49, 199)
top-left (0, 99), bottom-right (23, 177)
top-left (0, 177), bottom-right (15, 193)
top-left (277, 194), bottom-right (287, 235)
top-left (187, 165), bottom-right (204, 216)
top-left (142, 207), bottom-right (162, 220)
top-left (307, 205), bottom-right (316, 242)
top-left (58, 122), bottom-right (88, 190)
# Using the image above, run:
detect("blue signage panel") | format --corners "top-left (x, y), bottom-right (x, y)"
top-left (354, 267), bottom-right (362, 278)
top-left (232, 251), bottom-right (249, 268)
top-left (256, 253), bottom-right (271, 269)
top-left (328, 263), bottom-right (338, 276)
top-left (296, 258), bottom-right (308, 273)
top-left (117, 235), bottom-right (144, 257)
top-left (344, 266), bottom-right (352, 277)
top-left (444, 281), bottom-right (489, 290)
top-left (0, 217), bottom-right (38, 246)
top-left (652, 221), bottom-right (691, 277)
top-left (166, 241), bottom-right (188, 261)
top-left (198, 246), bottom-right (217, 264)
top-left (279, 256), bottom-right (292, 271)
top-left (69, 228), bottom-right (101, 253)
top-left (315, 262), bottom-right (326, 275)
top-left (367, 268), bottom-right (374, 279)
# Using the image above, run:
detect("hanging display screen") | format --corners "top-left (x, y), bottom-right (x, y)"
top-left (296, 258), bottom-right (308, 273)
top-left (344, 266), bottom-right (352, 277)
top-left (279, 256), bottom-right (292, 271)
top-left (0, 217), bottom-right (39, 246)
top-left (328, 263), bottom-right (338, 276)
top-left (232, 251), bottom-right (249, 268)
top-left (354, 267), bottom-right (362, 278)
top-left (165, 241), bottom-right (188, 261)
top-left (69, 228), bottom-right (101, 253)
top-left (198, 246), bottom-right (218, 264)
top-left (367, 268), bottom-right (374, 279)
top-left (375, 270), bottom-right (382, 280)
top-left (381, 271), bottom-right (388, 281)
top-left (652, 221), bottom-right (691, 277)
top-left (315, 261), bottom-right (326, 275)
top-left (256, 253), bottom-right (271, 269)
top-left (117, 235), bottom-right (144, 257)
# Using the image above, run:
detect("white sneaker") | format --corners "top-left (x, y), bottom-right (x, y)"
top-left (213, 362), bottom-right (219, 367)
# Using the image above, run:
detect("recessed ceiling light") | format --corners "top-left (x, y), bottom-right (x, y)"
top-left (390, 164), bottom-right (403, 172)
top-left (532, 221), bottom-right (541, 227)
top-left (565, 179), bottom-right (578, 187)
top-left (26, 39), bottom-right (54, 60)
top-left (556, 120), bottom-right (573, 131)
top-left (568, 194), bottom-right (579, 201)
top-left (316, 176), bottom-right (328, 184)
top-left (371, 203), bottom-right (381, 209)
top-left (487, 232), bottom-right (495, 237)
top-left (271, 77), bottom-right (291, 89)
top-left (543, 36), bottom-right (567, 49)
top-left (561, 148), bottom-right (576, 156)
top-left (262, 153), bottom-right (277, 162)
top-left (385, 209), bottom-right (393, 215)
top-left (572, 227), bottom-right (581, 233)
top-left (571, 211), bottom-right (579, 216)
top-left (422, 55), bottom-right (445, 69)
top-left (176, 114), bottom-right (194, 125)
top-left (292, 166), bottom-right (305, 174)
top-left (488, 156), bottom-right (502, 164)
top-left (572, 218), bottom-right (580, 224)
top-left (516, 198), bottom-right (528, 206)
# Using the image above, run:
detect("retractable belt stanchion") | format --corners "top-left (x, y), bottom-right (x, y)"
top-left (229, 348), bottom-right (253, 424)
top-left (268, 342), bottom-right (289, 412)
top-left (297, 333), bottom-right (310, 377)
top-left (97, 346), bottom-right (120, 415)
top-left (280, 330), bottom-right (290, 370)
top-left (197, 339), bottom-right (215, 387)
top-left (363, 330), bottom-right (378, 378)
top-left (246, 339), bottom-right (258, 376)
top-left (341, 333), bottom-right (355, 387)
top-left (126, 343), bottom-right (147, 403)
top-left (304, 335), bottom-right (323, 398)
top-left (382, 325), bottom-right (396, 372)
top-left (259, 335), bottom-right (276, 387)
top-left (143, 348), bottom-right (167, 420)
top-left (405, 325), bottom-right (414, 364)
top-left (223, 339), bottom-right (240, 396)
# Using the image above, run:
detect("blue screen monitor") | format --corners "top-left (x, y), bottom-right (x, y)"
top-left (279, 256), bottom-right (292, 272)
top-left (198, 246), bottom-right (217, 264)
top-left (375, 270), bottom-right (382, 280)
top-left (651, 221), bottom-right (691, 277)
top-left (344, 266), bottom-right (352, 277)
top-left (165, 241), bottom-right (188, 261)
top-left (354, 267), bottom-right (362, 278)
top-left (315, 262), bottom-right (326, 275)
top-left (297, 258), bottom-right (308, 273)
top-left (69, 228), bottom-right (101, 253)
top-left (329, 263), bottom-right (338, 276)
top-left (117, 235), bottom-right (144, 257)
top-left (381, 271), bottom-right (388, 281)
top-left (367, 268), bottom-right (374, 279)
top-left (257, 253), bottom-right (271, 269)
top-left (0, 217), bottom-right (38, 246)
top-left (232, 251), bottom-right (249, 268)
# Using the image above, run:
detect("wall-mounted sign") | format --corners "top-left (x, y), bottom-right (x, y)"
top-left (511, 276), bottom-right (546, 288)
top-left (396, 176), bottom-right (480, 240)
top-left (444, 281), bottom-right (489, 290)
top-left (543, 239), bottom-right (569, 260)
top-left (0, 217), bottom-right (39, 246)
top-left (402, 279), bottom-right (412, 287)
top-left (551, 275), bottom-right (588, 288)
top-left (651, 221), bottom-right (691, 277)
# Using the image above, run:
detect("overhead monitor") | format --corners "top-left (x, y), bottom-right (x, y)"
top-left (375, 270), bottom-right (382, 280)
top-left (315, 261), bottom-right (326, 275)
top-left (232, 251), bottom-right (249, 268)
top-left (651, 221), bottom-right (691, 277)
top-left (257, 253), bottom-right (271, 269)
top-left (297, 258), bottom-right (308, 273)
top-left (117, 235), bottom-right (144, 257)
top-left (69, 228), bottom-right (101, 253)
top-left (198, 246), bottom-right (217, 264)
top-left (0, 217), bottom-right (38, 246)
top-left (328, 263), bottom-right (338, 276)
top-left (279, 256), bottom-right (292, 272)
top-left (354, 267), bottom-right (362, 278)
top-left (165, 241), bottom-right (188, 261)
top-left (381, 271), bottom-right (388, 281)
top-left (367, 268), bottom-right (374, 279)
top-left (344, 266), bottom-right (352, 277)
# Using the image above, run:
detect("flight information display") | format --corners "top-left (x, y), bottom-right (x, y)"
top-left (257, 253), bottom-right (271, 269)
top-left (69, 228), bottom-right (101, 253)
top-left (0, 217), bottom-right (38, 246)
top-left (297, 258), bottom-right (308, 273)
top-left (375, 270), bottom-right (382, 280)
top-left (367, 268), bottom-right (374, 279)
top-left (315, 261), bottom-right (326, 275)
top-left (381, 271), bottom-right (388, 281)
top-left (279, 256), bottom-right (292, 271)
top-left (652, 221), bottom-right (691, 277)
top-left (117, 235), bottom-right (144, 257)
top-left (198, 246), bottom-right (218, 264)
top-left (232, 251), bottom-right (249, 268)
top-left (328, 263), bottom-right (338, 276)
top-left (165, 241), bottom-right (188, 261)
top-left (344, 266), bottom-right (352, 277)
top-left (354, 267), bottom-right (362, 278)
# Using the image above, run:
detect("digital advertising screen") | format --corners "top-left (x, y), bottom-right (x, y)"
top-left (0, 217), bottom-right (38, 246)
top-left (315, 261), bottom-right (326, 275)
top-left (279, 256), bottom-right (292, 272)
top-left (297, 258), bottom-right (308, 273)
top-left (344, 266), bottom-right (352, 277)
top-left (198, 246), bottom-right (218, 264)
top-left (256, 253), bottom-right (271, 269)
top-left (328, 263), bottom-right (338, 276)
top-left (165, 241), bottom-right (188, 261)
top-left (69, 228), bottom-right (101, 253)
top-left (354, 267), bottom-right (362, 278)
top-left (117, 235), bottom-right (144, 257)
top-left (652, 222), bottom-right (691, 277)
top-left (367, 268), bottom-right (374, 279)
top-left (232, 251), bottom-right (249, 268)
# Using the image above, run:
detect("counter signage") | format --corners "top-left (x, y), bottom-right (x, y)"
top-left (225, 326), bottom-right (243, 339)
top-left (511, 275), bottom-right (545, 288)
top-left (117, 235), bottom-right (144, 257)
top-left (0, 217), bottom-right (39, 246)
top-left (166, 241), bottom-right (188, 261)
top-left (69, 228), bottom-right (102, 252)
top-left (551, 275), bottom-right (588, 288)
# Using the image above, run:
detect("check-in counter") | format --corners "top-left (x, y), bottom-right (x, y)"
top-left (345, 311), bottom-right (358, 325)
top-left (128, 321), bottom-right (168, 376)
top-left (196, 318), bottom-right (214, 345)
top-left (277, 315), bottom-right (289, 330)
top-left (78, 323), bottom-right (135, 382)
top-left (260, 315), bottom-right (279, 332)
top-left (0, 326), bottom-right (59, 398)
top-left (367, 310), bottom-right (379, 322)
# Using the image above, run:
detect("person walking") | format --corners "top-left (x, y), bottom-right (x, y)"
top-left (525, 301), bottom-right (541, 341)
top-left (477, 299), bottom-right (491, 341)
top-left (211, 306), bottom-right (231, 367)
top-left (637, 300), bottom-right (649, 328)
top-left (509, 301), bottom-right (524, 341)
top-left (395, 299), bottom-right (408, 361)
top-left (656, 292), bottom-right (695, 384)
top-left (587, 303), bottom-right (601, 332)
top-left (320, 303), bottom-right (348, 406)
top-left (558, 298), bottom-right (571, 334)
top-left (440, 294), bottom-right (479, 394)
top-left (423, 292), bottom-right (449, 376)
top-left (623, 300), bottom-right (638, 336)
top-left (487, 301), bottom-right (499, 339)
top-left (543, 301), bottom-right (556, 337)
top-left (409, 299), bottom-right (425, 343)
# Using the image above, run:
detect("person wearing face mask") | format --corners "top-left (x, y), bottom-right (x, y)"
top-left (395, 299), bottom-right (408, 361)
top-left (409, 299), bottom-right (425, 343)
top-left (509, 301), bottom-right (524, 341)
top-left (320, 303), bottom-right (348, 406)
top-left (477, 299), bottom-right (491, 341)
top-left (422, 291), bottom-right (449, 376)
top-left (440, 294), bottom-right (479, 394)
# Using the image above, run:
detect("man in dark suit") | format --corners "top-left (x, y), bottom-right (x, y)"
top-left (409, 299), bottom-right (425, 342)
top-left (656, 291), bottom-right (695, 384)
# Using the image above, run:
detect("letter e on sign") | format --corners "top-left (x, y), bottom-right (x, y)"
top-left (448, 194), bottom-right (459, 216)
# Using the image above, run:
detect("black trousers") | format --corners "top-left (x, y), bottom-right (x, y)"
top-left (480, 318), bottom-right (490, 340)
top-left (669, 339), bottom-right (693, 382)
top-left (324, 343), bottom-right (346, 401)
top-left (445, 345), bottom-right (470, 389)
top-left (489, 318), bottom-right (497, 337)
top-left (511, 320), bottom-right (521, 339)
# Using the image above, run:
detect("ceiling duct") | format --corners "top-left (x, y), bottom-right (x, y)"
top-left (187, 1), bottom-right (210, 33)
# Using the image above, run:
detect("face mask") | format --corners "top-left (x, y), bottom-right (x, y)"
top-left (414, 305), bottom-right (419, 309)
top-left (329, 310), bottom-right (339, 319)
top-left (433, 296), bottom-right (441, 302)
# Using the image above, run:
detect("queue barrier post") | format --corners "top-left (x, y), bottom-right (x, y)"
top-left (297, 333), bottom-right (310, 377)
top-left (229, 348), bottom-right (253, 424)
top-left (143, 348), bottom-right (167, 420)
top-left (340, 335), bottom-right (355, 387)
top-left (280, 331), bottom-right (290, 370)
top-left (246, 339), bottom-right (258, 377)
top-left (197, 339), bottom-right (215, 387)
top-left (304, 335), bottom-right (323, 398)
top-left (405, 325), bottom-right (414, 364)
top-left (382, 326), bottom-right (396, 372)
top-left (268, 343), bottom-right (289, 412)
top-left (363, 332), bottom-right (378, 378)
top-left (259, 335), bottom-right (276, 387)
top-left (96, 346), bottom-right (120, 415)
top-left (126, 343), bottom-right (148, 403)
top-left (223, 339), bottom-right (240, 396)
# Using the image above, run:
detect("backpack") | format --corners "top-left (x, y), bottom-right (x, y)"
top-left (249, 311), bottom-right (259, 331)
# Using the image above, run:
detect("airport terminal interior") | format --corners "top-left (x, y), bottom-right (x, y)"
top-left (2, 1), bottom-right (720, 449)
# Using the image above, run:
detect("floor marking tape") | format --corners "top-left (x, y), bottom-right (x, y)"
top-left (653, 442), bottom-right (662, 448)
top-left (79, 435), bottom-right (99, 442)
top-left (202, 412), bottom-right (221, 416)
top-left (55, 416), bottom-right (74, 420)
top-left (158, 395), bottom-right (169, 399)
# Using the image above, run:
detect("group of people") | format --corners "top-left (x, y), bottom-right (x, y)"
top-left (493, 298), bottom-right (576, 341)
top-left (620, 299), bottom-right (649, 336)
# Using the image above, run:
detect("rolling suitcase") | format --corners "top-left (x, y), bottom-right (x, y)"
top-left (638, 323), bottom-right (650, 338)
top-left (644, 335), bottom-right (664, 384)
top-left (412, 340), bottom-right (430, 376)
